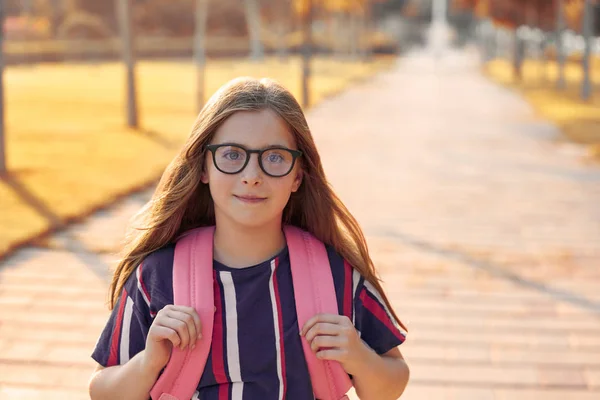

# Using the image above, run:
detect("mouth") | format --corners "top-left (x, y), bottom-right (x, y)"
top-left (234, 195), bottom-right (267, 204)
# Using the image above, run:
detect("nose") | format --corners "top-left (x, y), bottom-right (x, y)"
top-left (241, 153), bottom-right (263, 185)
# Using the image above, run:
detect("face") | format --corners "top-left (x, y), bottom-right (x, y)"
top-left (201, 108), bottom-right (303, 229)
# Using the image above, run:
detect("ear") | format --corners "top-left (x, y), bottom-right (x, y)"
top-left (200, 166), bottom-right (209, 184)
top-left (291, 170), bottom-right (303, 192)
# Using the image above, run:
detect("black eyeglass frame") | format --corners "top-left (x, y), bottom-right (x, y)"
top-left (205, 143), bottom-right (303, 177)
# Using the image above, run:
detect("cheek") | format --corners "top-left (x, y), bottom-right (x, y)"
top-left (206, 170), bottom-right (234, 199)
top-left (270, 177), bottom-right (298, 200)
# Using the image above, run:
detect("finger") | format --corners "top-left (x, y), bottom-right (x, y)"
top-left (150, 325), bottom-right (181, 348)
top-left (159, 316), bottom-right (191, 350)
top-left (304, 322), bottom-right (340, 343)
top-left (316, 348), bottom-right (345, 361)
top-left (301, 314), bottom-right (343, 336)
top-left (170, 306), bottom-right (203, 339)
top-left (310, 335), bottom-right (344, 353)
top-left (166, 310), bottom-right (198, 347)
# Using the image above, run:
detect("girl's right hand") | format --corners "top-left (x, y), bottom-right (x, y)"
top-left (142, 305), bottom-right (203, 373)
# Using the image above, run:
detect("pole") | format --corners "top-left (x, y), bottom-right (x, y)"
top-left (0, 2), bottom-right (6, 175)
top-left (116, 0), bottom-right (138, 128)
top-left (556, 0), bottom-right (566, 90)
top-left (581, 0), bottom-right (594, 100)
top-left (364, 0), bottom-right (372, 61)
top-left (431, 0), bottom-right (449, 60)
top-left (194, 0), bottom-right (209, 113)
top-left (301, 0), bottom-right (313, 109)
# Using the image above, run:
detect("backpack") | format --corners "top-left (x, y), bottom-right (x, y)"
top-left (150, 225), bottom-right (353, 400)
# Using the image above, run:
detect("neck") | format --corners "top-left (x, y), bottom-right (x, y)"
top-left (213, 218), bottom-right (286, 269)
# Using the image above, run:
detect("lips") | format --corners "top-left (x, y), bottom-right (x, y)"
top-left (234, 195), bottom-right (267, 203)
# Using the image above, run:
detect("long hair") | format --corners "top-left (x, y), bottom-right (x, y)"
top-left (108, 77), bottom-right (406, 331)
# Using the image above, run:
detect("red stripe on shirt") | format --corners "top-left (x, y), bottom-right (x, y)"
top-left (211, 271), bottom-right (229, 400)
top-left (359, 288), bottom-right (405, 342)
top-left (342, 260), bottom-right (353, 320)
top-left (272, 256), bottom-right (287, 398)
top-left (107, 287), bottom-right (128, 366)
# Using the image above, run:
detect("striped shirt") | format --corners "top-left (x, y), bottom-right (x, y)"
top-left (92, 243), bottom-right (407, 400)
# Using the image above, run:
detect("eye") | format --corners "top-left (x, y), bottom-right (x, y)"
top-left (266, 153), bottom-right (285, 163)
top-left (222, 149), bottom-right (244, 161)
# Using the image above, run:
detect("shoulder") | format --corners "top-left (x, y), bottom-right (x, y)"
top-left (323, 243), bottom-right (364, 288)
top-left (141, 244), bottom-right (176, 276)
top-left (132, 243), bottom-right (176, 315)
top-left (321, 244), bottom-right (364, 319)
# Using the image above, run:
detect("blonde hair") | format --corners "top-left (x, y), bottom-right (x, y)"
top-left (108, 77), bottom-right (406, 331)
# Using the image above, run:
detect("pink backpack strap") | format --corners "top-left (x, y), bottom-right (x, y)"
top-left (150, 226), bottom-right (216, 400)
top-left (284, 225), bottom-right (353, 400)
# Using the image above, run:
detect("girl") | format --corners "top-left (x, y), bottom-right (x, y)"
top-left (89, 77), bottom-right (409, 400)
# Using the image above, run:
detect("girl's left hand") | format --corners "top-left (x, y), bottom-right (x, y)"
top-left (300, 313), bottom-right (372, 376)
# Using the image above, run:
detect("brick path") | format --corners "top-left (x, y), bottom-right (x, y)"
top-left (2, 48), bottom-right (600, 399)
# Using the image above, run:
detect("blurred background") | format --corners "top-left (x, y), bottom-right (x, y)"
top-left (1, 1), bottom-right (600, 399)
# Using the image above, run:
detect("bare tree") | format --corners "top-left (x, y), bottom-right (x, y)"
top-left (116, 0), bottom-right (138, 127)
top-left (0, 1), bottom-right (6, 174)
top-left (194, 0), bottom-right (209, 112)
top-left (556, 0), bottom-right (567, 89)
top-left (581, 0), bottom-right (594, 100)
top-left (276, 0), bottom-right (289, 60)
top-left (302, 0), bottom-right (313, 108)
top-left (245, 0), bottom-right (264, 60)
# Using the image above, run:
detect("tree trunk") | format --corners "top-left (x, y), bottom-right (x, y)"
top-left (116, 0), bottom-right (138, 128)
top-left (513, 28), bottom-right (525, 82)
top-left (301, 0), bottom-right (313, 108)
top-left (245, 0), bottom-right (264, 61)
top-left (0, 1), bottom-right (6, 174)
top-left (581, 0), bottom-right (594, 100)
top-left (556, 0), bottom-right (566, 90)
top-left (194, 0), bottom-right (209, 113)
top-left (276, 0), bottom-right (288, 61)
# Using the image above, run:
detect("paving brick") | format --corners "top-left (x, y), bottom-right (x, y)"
top-left (0, 385), bottom-right (87, 400)
top-left (537, 366), bottom-right (588, 388)
top-left (0, 341), bottom-right (46, 362)
top-left (490, 346), bottom-right (600, 366)
top-left (397, 383), bottom-right (497, 400)
top-left (584, 369), bottom-right (600, 389)
top-left (494, 388), bottom-right (600, 400)
top-left (409, 363), bottom-right (540, 386)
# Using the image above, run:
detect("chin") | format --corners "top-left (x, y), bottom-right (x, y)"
top-left (227, 209), bottom-right (285, 230)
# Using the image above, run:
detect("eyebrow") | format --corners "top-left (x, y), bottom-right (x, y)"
top-left (212, 142), bottom-right (295, 150)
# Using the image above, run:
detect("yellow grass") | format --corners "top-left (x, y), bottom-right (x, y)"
top-left (484, 57), bottom-right (600, 160)
top-left (0, 55), bottom-right (395, 257)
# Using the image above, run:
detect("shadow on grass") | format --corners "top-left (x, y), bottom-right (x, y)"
top-left (3, 174), bottom-right (64, 228)
top-left (139, 128), bottom-right (183, 150)
top-left (1, 174), bottom-right (112, 281)
top-left (562, 117), bottom-right (600, 145)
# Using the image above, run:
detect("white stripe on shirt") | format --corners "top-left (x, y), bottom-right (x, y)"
top-left (352, 269), bottom-right (362, 338)
top-left (352, 269), bottom-right (361, 325)
top-left (136, 265), bottom-right (151, 309)
top-left (120, 295), bottom-right (134, 364)
top-left (269, 259), bottom-right (285, 400)
top-left (220, 271), bottom-right (244, 399)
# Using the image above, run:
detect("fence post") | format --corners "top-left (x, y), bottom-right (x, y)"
top-left (194, 0), bottom-right (209, 113)
top-left (581, 0), bottom-right (594, 100)
top-left (301, 0), bottom-right (313, 109)
top-left (0, 2), bottom-right (6, 175)
top-left (116, 0), bottom-right (139, 128)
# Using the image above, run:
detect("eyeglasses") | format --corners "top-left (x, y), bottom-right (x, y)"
top-left (205, 143), bottom-right (302, 177)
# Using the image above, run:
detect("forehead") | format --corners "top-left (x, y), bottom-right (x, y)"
top-left (212, 108), bottom-right (296, 148)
